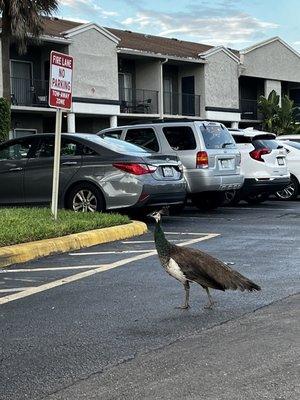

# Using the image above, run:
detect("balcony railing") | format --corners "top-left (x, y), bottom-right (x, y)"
top-left (164, 92), bottom-right (201, 117)
top-left (240, 99), bottom-right (262, 120)
top-left (11, 77), bottom-right (49, 107)
top-left (119, 88), bottom-right (158, 114)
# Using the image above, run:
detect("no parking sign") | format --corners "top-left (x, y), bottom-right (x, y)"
top-left (49, 51), bottom-right (73, 110)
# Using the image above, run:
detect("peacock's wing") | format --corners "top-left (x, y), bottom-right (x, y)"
top-left (169, 244), bottom-right (260, 292)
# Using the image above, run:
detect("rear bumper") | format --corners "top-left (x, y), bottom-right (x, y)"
top-left (133, 181), bottom-right (187, 208)
top-left (184, 170), bottom-right (244, 193)
top-left (241, 177), bottom-right (291, 196)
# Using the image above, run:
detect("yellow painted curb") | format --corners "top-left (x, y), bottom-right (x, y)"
top-left (0, 220), bottom-right (147, 268)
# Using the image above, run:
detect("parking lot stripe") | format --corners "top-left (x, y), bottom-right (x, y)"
top-left (69, 250), bottom-right (154, 256)
top-left (0, 265), bottom-right (102, 273)
top-left (121, 240), bottom-right (180, 244)
top-left (0, 287), bottom-right (35, 293)
top-left (0, 233), bottom-right (219, 306)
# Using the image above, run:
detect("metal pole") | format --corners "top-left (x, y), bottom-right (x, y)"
top-left (51, 108), bottom-right (63, 220)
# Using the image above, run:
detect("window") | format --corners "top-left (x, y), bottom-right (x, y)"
top-left (200, 124), bottom-right (236, 149)
top-left (163, 126), bottom-right (196, 150)
top-left (35, 137), bottom-right (83, 158)
top-left (252, 139), bottom-right (282, 150)
top-left (13, 129), bottom-right (37, 139)
top-left (0, 139), bottom-right (34, 160)
top-left (125, 128), bottom-right (159, 152)
top-left (103, 130), bottom-right (123, 139)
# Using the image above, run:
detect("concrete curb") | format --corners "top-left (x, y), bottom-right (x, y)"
top-left (0, 220), bottom-right (147, 268)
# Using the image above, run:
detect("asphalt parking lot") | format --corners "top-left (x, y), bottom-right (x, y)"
top-left (0, 200), bottom-right (299, 400)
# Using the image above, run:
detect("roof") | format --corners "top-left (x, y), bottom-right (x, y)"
top-left (105, 27), bottom-right (214, 59)
top-left (1, 16), bottom-right (239, 60)
top-left (240, 36), bottom-right (300, 59)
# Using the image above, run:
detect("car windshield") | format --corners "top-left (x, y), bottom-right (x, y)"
top-left (199, 124), bottom-right (236, 149)
top-left (253, 139), bottom-right (282, 150)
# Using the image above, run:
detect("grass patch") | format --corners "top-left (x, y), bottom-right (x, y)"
top-left (0, 208), bottom-right (131, 247)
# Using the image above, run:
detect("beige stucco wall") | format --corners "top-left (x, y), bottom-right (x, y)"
top-left (264, 79), bottom-right (282, 102)
top-left (241, 40), bottom-right (300, 82)
top-left (204, 51), bottom-right (239, 109)
top-left (68, 28), bottom-right (119, 100)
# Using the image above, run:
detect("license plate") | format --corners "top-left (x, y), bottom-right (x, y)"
top-left (220, 159), bottom-right (233, 169)
top-left (163, 166), bottom-right (174, 177)
top-left (277, 157), bottom-right (285, 165)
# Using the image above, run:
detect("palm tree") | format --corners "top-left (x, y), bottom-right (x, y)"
top-left (258, 90), bottom-right (280, 132)
top-left (0, 0), bottom-right (59, 101)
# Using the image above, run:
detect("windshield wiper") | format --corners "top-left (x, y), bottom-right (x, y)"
top-left (222, 142), bottom-right (234, 148)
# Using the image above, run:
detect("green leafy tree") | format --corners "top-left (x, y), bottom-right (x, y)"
top-left (0, 97), bottom-right (11, 142)
top-left (258, 90), bottom-right (280, 132)
top-left (0, 0), bottom-right (59, 101)
top-left (274, 95), bottom-right (299, 135)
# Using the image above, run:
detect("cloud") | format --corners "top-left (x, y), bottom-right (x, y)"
top-left (59, 0), bottom-right (118, 19)
top-left (121, 2), bottom-right (278, 48)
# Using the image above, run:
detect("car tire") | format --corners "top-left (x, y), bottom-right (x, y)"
top-left (275, 176), bottom-right (299, 201)
top-left (66, 183), bottom-right (105, 212)
top-left (223, 190), bottom-right (241, 206)
top-left (191, 192), bottom-right (225, 210)
top-left (245, 193), bottom-right (269, 205)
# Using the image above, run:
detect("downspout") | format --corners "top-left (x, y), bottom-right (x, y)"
top-left (159, 58), bottom-right (168, 119)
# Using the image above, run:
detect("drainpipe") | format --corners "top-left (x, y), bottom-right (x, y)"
top-left (159, 58), bottom-right (168, 119)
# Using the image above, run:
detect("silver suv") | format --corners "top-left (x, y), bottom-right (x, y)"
top-left (99, 121), bottom-right (244, 209)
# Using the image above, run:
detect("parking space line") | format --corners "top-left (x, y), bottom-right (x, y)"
top-left (0, 287), bottom-right (35, 293)
top-left (121, 240), bottom-right (181, 244)
top-left (164, 232), bottom-right (209, 235)
top-left (0, 233), bottom-right (219, 306)
top-left (0, 265), bottom-right (102, 273)
top-left (69, 250), bottom-right (154, 256)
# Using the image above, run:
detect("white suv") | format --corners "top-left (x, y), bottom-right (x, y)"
top-left (226, 129), bottom-right (290, 205)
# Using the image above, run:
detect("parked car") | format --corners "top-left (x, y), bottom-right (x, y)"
top-left (275, 140), bottom-right (300, 200)
top-left (275, 134), bottom-right (300, 143)
top-left (99, 121), bottom-right (244, 209)
top-left (226, 129), bottom-right (290, 205)
top-left (0, 133), bottom-right (186, 211)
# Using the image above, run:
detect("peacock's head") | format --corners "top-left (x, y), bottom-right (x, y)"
top-left (148, 207), bottom-right (169, 222)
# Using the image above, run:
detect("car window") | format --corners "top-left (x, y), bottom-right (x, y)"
top-left (125, 128), bottom-right (159, 152)
top-left (35, 137), bottom-right (83, 158)
top-left (102, 129), bottom-right (123, 139)
top-left (284, 141), bottom-right (300, 150)
top-left (232, 135), bottom-right (252, 144)
top-left (82, 145), bottom-right (98, 156)
top-left (200, 124), bottom-right (236, 149)
top-left (0, 139), bottom-right (34, 160)
top-left (252, 139), bottom-right (281, 150)
top-left (163, 126), bottom-right (196, 150)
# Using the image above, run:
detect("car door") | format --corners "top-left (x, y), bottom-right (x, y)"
top-left (24, 136), bottom-right (82, 204)
top-left (0, 137), bottom-right (37, 204)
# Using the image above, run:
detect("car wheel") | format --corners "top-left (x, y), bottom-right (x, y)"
top-left (222, 190), bottom-right (241, 206)
top-left (191, 192), bottom-right (225, 210)
top-left (245, 193), bottom-right (269, 205)
top-left (275, 176), bottom-right (299, 201)
top-left (67, 183), bottom-right (105, 212)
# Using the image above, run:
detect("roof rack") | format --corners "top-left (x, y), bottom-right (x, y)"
top-left (119, 118), bottom-right (204, 125)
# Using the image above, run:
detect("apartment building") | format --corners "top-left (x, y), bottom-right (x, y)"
top-left (1, 17), bottom-right (300, 137)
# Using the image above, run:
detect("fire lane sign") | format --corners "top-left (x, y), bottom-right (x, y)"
top-left (49, 51), bottom-right (73, 110)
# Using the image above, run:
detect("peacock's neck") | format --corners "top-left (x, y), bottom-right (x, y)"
top-left (154, 221), bottom-right (171, 260)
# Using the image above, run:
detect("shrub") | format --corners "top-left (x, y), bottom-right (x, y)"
top-left (0, 97), bottom-right (10, 142)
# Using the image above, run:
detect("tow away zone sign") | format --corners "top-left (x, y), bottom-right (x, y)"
top-left (49, 51), bottom-right (73, 110)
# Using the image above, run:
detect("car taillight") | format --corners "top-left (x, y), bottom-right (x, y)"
top-left (249, 148), bottom-right (271, 162)
top-left (113, 163), bottom-right (157, 175)
top-left (196, 151), bottom-right (208, 168)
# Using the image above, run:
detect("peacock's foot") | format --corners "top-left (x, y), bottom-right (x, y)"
top-left (204, 301), bottom-right (216, 310)
top-left (175, 304), bottom-right (190, 310)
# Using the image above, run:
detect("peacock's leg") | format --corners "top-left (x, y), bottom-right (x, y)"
top-left (204, 287), bottom-right (215, 309)
top-left (176, 281), bottom-right (190, 309)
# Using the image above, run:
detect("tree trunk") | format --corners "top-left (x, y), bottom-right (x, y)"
top-left (1, 8), bottom-right (11, 101)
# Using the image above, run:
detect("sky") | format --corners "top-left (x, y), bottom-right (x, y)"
top-left (58, 0), bottom-right (300, 51)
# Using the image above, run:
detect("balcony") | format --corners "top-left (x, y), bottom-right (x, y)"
top-left (164, 92), bottom-right (201, 117)
top-left (240, 99), bottom-right (263, 120)
top-left (120, 88), bottom-right (159, 114)
top-left (11, 77), bottom-right (49, 107)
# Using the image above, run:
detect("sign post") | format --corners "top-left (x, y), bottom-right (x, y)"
top-left (49, 51), bottom-right (73, 220)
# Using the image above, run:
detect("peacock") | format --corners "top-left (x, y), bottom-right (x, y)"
top-left (149, 208), bottom-right (261, 309)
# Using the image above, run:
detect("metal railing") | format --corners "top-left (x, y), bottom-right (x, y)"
top-left (164, 92), bottom-right (201, 117)
top-left (240, 98), bottom-right (262, 120)
top-left (119, 88), bottom-right (159, 114)
top-left (10, 77), bottom-right (49, 107)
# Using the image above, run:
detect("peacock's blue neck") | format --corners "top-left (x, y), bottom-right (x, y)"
top-left (154, 221), bottom-right (171, 260)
